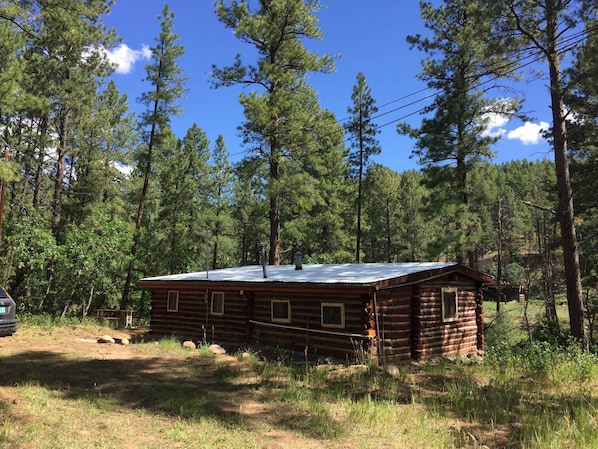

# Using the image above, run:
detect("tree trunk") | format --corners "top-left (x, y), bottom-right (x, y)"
top-left (546, 3), bottom-right (587, 349)
top-left (121, 102), bottom-right (159, 310)
top-left (496, 198), bottom-right (503, 313)
top-left (268, 136), bottom-right (281, 265)
top-left (52, 110), bottom-right (69, 239)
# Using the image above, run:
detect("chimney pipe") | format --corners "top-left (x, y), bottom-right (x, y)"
top-left (260, 243), bottom-right (267, 278)
top-left (294, 251), bottom-right (303, 270)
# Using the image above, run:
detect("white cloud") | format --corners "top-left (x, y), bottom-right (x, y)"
top-left (481, 112), bottom-right (509, 139)
top-left (507, 121), bottom-right (550, 145)
top-left (103, 44), bottom-right (151, 74)
top-left (111, 161), bottom-right (133, 178)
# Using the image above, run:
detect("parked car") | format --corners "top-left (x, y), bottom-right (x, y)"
top-left (0, 286), bottom-right (17, 336)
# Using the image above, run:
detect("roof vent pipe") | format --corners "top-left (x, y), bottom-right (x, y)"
top-left (294, 251), bottom-right (303, 270)
top-left (260, 243), bottom-right (267, 278)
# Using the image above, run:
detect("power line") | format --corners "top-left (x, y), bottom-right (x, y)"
top-left (226, 23), bottom-right (598, 161)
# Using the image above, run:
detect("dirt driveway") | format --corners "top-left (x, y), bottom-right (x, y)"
top-left (0, 324), bottom-right (300, 446)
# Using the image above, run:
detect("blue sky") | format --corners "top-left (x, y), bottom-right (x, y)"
top-left (102, 0), bottom-right (554, 173)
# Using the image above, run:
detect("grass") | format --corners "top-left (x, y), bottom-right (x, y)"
top-left (1, 311), bottom-right (598, 448)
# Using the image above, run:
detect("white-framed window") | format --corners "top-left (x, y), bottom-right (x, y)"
top-left (441, 287), bottom-right (458, 322)
top-left (167, 290), bottom-right (179, 312)
top-left (211, 292), bottom-right (224, 316)
top-left (271, 300), bottom-right (291, 323)
top-left (321, 302), bottom-right (345, 328)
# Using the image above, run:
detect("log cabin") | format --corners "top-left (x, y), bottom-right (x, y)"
top-left (139, 259), bottom-right (492, 362)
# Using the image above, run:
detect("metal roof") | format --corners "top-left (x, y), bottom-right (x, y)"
top-left (140, 262), bottom-right (460, 285)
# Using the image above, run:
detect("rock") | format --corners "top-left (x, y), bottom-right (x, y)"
top-left (120, 338), bottom-right (130, 346)
top-left (97, 335), bottom-right (115, 344)
top-left (182, 340), bottom-right (196, 349)
top-left (383, 364), bottom-right (401, 378)
top-left (209, 344), bottom-right (226, 355)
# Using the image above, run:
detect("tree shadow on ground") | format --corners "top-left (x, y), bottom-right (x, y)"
top-left (0, 348), bottom-right (342, 439)
top-left (406, 367), bottom-right (598, 449)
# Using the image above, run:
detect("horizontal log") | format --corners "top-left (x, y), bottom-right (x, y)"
top-left (379, 304), bottom-right (410, 313)
top-left (418, 322), bottom-right (479, 334)
top-left (416, 336), bottom-right (478, 352)
top-left (380, 322), bottom-right (410, 332)
top-left (379, 297), bottom-right (411, 307)
top-left (380, 314), bottom-right (411, 322)
top-left (380, 337), bottom-right (411, 346)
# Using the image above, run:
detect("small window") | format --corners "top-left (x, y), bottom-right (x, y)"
top-left (442, 287), bottom-right (458, 322)
top-left (167, 291), bottom-right (179, 312)
top-left (211, 292), bottom-right (224, 316)
top-left (271, 300), bottom-right (291, 323)
top-left (321, 303), bottom-right (345, 328)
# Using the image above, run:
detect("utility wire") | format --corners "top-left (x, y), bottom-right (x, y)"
top-left (224, 23), bottom-right (598, 160)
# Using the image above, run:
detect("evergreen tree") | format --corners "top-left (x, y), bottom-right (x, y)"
top-left (398, 170), bottom-right (429, 262)
top-left (399, 0), bottom-right (520, 267)
top-left (212, 0), bottom-right (334, 265)
top-left (362, 164), bottom-right (401, 263)
top-left (286, 106), bottom-right (352, 263)
top-left (345, 72), bottom-right (380, 263)
top-left (209, 135), bottom-right (235, 268)
top-left (231, 157), bottom-right (269, 265)
top-left (8, 0), bottom-right (116, 313)
top-left (67, 81), bottom-right (136, 224)
top-left (488, 0), bottom-right (588, 348)
top-left (121, 3), bottom-right (187, 308)
top-left (30, 0), bottom-right (115, 240)
top-left (565, 15), bottom-right (598, 343)
top-left (153, 124), bottom-right (210, 274)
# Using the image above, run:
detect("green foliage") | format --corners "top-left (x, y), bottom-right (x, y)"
top-left (484, 311), bottom-right (524, 349)
top-left (0, 0), bottom-right (597, 355)
top-left (212, 0), bottom-right (340, 264)
top-left (531, 316), bottom-right (571, 347)
top-left (0, 159), bottom-right (18, 182)
top-left (486, 339), bottom-right (598, 382)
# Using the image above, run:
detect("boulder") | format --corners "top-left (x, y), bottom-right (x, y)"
top-left (182, 340), bottom-right (196, 349)
top-left (209, 344), bottom-right (226, 355)
top-left (97, 335), bottom-right (115, 344)
top-left (383, 364), bottom-right (401, 379)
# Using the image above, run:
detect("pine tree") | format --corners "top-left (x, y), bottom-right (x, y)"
top-left (362, 164), bottom-right (401, 263)
top-left (345, 72), bottom-right (381, 263)
top-left (565, 14), bottom-right (598, 343)
top-left (121, 3), bottom-right (187, 309)
top-left (212, 0), bottom-right (334, 265)
top-left (399, 0), bottom-right (520, 267)
top-left (209, 135), bottom-right (235, 268)
top-left (487, 0), bottom-right (588, 348)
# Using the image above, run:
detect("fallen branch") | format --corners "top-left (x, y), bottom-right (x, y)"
top-left (523, 201), bottom-right (558, 216)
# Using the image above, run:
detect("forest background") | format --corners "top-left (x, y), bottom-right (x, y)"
top-left (0, 0), bottom-right (597, 347)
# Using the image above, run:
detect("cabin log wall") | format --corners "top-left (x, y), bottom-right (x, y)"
top-left (143, 265), bottom-right (489, 362)
top-left (378, 274), bottom-right (483, 361)
top-left (150, 287), bottom-right (248, 343)
top-left (249, 291), bottom-right (372, 360)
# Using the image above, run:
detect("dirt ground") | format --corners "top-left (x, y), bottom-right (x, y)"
top-left (0, 325), bottom-right (512, 448)
top-left (0, 324), bottom-right (295, 446)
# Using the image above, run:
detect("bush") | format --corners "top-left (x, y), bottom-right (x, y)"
top-left (484, 310), bottom-right (523, 348)
top-left (486, 338), bottom-right (598, 383)
top-left (531, 316), bottom-right (570, 347)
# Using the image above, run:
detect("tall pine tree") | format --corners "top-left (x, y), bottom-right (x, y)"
top-left (345, 72), bottom-right (380, 263)
top-left (399, 0), bottom-right (520, 267)
top-left (488, 0), bottom-right (588, 348)
top-left (212, 0), bottom-right (334, 265)
top-left (121, 3), bottom-right (187, 309)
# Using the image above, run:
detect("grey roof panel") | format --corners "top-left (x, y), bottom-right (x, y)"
top-left (140, 262), bottom-right (458, 285)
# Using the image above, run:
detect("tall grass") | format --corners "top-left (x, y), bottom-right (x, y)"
top-left (4, 320), bottom-right (598, 449)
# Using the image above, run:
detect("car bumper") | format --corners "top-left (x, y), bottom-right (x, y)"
top-left (0, 320), bottom-right (17, 336)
